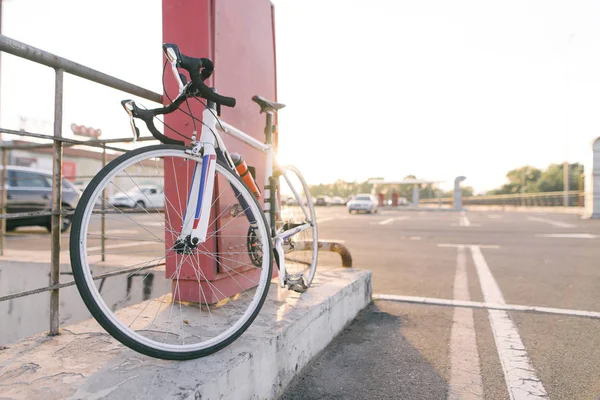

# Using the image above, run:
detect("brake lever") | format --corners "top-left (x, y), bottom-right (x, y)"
top-left (121, 100), bottom-right (140, 143)
top-left (165, 47), bottom-right (186, 95)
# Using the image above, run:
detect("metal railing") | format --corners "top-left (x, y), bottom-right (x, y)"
top-left (0, 34), bottom-right (163, 337)
top-left (420, 190), bottom-right (584, 207)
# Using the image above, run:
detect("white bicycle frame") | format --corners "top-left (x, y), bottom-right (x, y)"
top-left (176, 107), bottom-right (314, 288)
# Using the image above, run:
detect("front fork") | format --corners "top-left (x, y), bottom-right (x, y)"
top-left (177, 144), bottom-right (217, 250)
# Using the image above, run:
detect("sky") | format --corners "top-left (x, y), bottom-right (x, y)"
top-left (2, 0), bottom-right (600, 192)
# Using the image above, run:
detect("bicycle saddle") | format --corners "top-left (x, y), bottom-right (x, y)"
top-left (252, 95), bottom-right (286, 113)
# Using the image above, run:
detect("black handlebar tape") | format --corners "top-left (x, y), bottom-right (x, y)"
top-left (193, 79), bottom-right (237, 108)
top-left (162, 43), bottom-right (236, 107)
top-left (133, 104), bottom-right (185, 146)
top-left (163, 43), bottom-right (214, 82)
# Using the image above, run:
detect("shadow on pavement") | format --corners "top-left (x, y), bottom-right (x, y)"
top-left (281, 302), bottom-right (449, 400)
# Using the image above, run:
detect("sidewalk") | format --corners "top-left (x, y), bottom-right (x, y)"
top-left (0, 267), bottom-right (372, 400)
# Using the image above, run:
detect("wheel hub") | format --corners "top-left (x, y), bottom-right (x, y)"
top-left (174, 234), bottom-right (199, 255)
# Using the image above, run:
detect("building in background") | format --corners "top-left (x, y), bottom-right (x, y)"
top-left (5, 139), bottom-right (164, 197)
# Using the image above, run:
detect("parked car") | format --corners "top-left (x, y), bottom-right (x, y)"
top-left (2, 165), bottom-right (82, 232)
top-left (315, 196), bottom-right (331, 206)
top-left (331, 196), bottom-right (345, 206)
top-left (72, 179), bottom-right (90, 192)
top-left (281, 195), bottom-right (299, 206)
top-left (347, 194), bottom-right (378, 214)
top-left (108, 185), bottom-right (164, 209)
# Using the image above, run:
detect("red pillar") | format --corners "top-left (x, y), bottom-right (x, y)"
top-left (391, 191), bottom-right (398, 207)
top-left (162, 0), bottom-right (278, 303)
top-left (377, 192), bottom-right (385, 207)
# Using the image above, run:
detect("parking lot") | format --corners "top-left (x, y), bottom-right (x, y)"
top-left (284, 206), bottom-right (600, 399)
top-left (2, 206), bottom-right (600, 398)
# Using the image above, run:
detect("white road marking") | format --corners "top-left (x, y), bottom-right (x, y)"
top-left (141, 222), bottom-right (164, 227)
top-left (317, 217), bottom-right (348, 224)
top-left (438, 243), bottom-right (500, 249)
top-left (527, 216), bottom-right (575, 228)
top-left (88, 229), bottom-right (138, 235)
top-left (459, 211), bottom-right (471, 227)
top-left (376, 216), bottom-right (408, 225)
top-left (373, 294), bottom-right (600, 320)
top-left (536, 233), bottom-right (598, 239)
top-left (448, 246), bottom-right (484, 399)
top-left (87, 241), bottom-right (159, 252)
top-left (317, 217), bottom-right (336, 223)
top-left (470, 245), bottom-right (547, 399)
top-left (451, 223), bottom-right (482, 227)
top-left (488, 214), bottom-right (502, 219)
top-left (409, 236), bottom-right (421, 240)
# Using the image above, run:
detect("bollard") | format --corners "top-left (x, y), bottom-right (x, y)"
top-left (584, 137), bottom-right (600, 218)
top-left (453, 176), bottom-right (466, 210)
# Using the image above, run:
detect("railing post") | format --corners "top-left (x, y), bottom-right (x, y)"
top-left (49, 68), bottom-right (64, 336)
top-left (101, 144), bottom-right (107, 261)
top-left (0, 148), bottom-right (7, 256)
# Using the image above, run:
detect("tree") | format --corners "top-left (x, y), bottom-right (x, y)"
top-left (537, 163), bottom-right (583, 192)
top-left (490, 165), bottom-right (541, 195)
top-left (488, 163), bottom-right (584, 194)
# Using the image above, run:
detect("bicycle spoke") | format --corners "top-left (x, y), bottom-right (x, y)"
top-left (72, 147), bottom-right (272, 358)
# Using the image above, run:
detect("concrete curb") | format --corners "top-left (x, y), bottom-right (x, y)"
top-left (380, 205), bottom-right (585, 215)
top-left (0, 268), bottom-right (372, 400)
top-left (463, 205), bottom-right (584, 215)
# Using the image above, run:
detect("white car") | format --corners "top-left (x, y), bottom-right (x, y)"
top-left (331, 196), bottom-right (345, 206)
top-left (108, 185), bottom-right (164, 209)
top-left (347, 194), bottom-right (378, 214)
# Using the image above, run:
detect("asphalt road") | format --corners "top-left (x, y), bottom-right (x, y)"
top-left (283, 207), bottom-right (600, 400)
top-left (3, 207), bottom-right (600, 399)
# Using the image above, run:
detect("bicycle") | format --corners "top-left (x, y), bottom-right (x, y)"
top-left (69, 43), bottom-right (318, 360)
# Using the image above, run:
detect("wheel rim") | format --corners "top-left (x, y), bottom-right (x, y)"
top-left (72, 147), bottom-right (272, 354)
top-left (278, 166), bottom-right (318, 287)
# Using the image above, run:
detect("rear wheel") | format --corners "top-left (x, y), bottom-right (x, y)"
top-left (277, 166), bottom-right (318, 290)
top-left (70, 145), bottom-right (273, 360)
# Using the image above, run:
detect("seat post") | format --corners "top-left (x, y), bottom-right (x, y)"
top-left (264, 111), bottom-right (274, 145)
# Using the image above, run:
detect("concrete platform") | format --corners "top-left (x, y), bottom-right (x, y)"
top-left (0, 268), bottom-right (372, 400)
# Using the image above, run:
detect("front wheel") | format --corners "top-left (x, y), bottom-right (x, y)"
top-left (277, 165), bottom-right (318, 289)
top-left (70, 145), bottom-right (273, 360)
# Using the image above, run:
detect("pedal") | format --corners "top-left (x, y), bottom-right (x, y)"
top-left (286, 275), bottom-right (308, 293)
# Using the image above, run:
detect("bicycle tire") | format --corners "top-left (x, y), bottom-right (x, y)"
top-left (70, 144), bottom-right (273, 360)
top-left (278, 165), bottom-right (318, 287)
